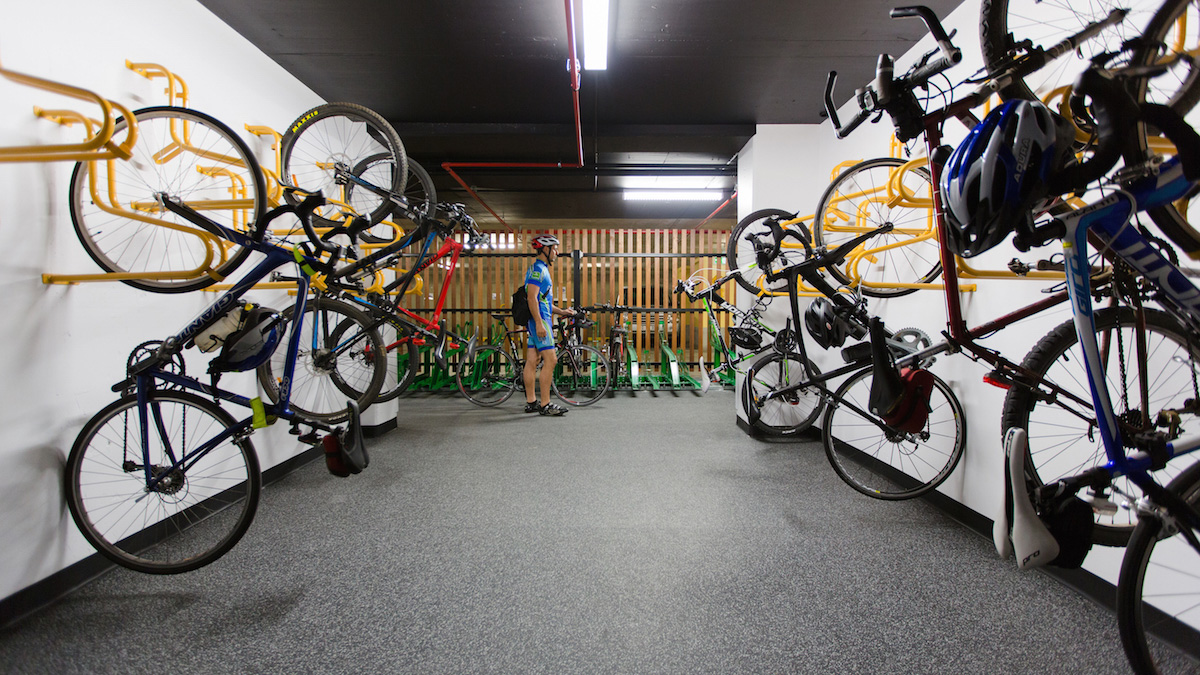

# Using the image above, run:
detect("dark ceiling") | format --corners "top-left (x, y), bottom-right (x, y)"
top-left (198, 0), bottom-right (963, 229)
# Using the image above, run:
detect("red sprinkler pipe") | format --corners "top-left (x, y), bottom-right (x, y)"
top-left (694, 190), bottom-right (738, 229)
top-left (442, 0), bottom-right (586, 232)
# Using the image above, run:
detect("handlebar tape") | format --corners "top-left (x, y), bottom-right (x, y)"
top-left (1046, 68), bottom-right (1137, 196)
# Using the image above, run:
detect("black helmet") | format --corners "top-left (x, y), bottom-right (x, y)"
top-left (805, 297), bottom-right (855, 349)
top-left (208, 305), bottom-right (282, 373)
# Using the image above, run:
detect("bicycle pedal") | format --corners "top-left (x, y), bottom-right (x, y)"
top-left (296, 430), bottom-right (321, 445)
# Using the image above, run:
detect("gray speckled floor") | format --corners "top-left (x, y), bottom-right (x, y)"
top-left (1, 390), bottom-right (1196, 674)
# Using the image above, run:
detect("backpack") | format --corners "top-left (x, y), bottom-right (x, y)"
top-left (511, 285), bottom-right (533, 325)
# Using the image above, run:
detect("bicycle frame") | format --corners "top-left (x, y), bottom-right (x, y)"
top-left (126, 198), bottom-right (344, 491)
top-left (1057, 155), bottom-right (1200, 505)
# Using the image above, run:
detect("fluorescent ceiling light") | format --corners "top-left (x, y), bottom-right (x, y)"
top-left (623, 190), bottom-right (725, 202)
top-left (582, 0), bottom-right (610, 70)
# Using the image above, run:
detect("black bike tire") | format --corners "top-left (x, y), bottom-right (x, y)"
top-left (64, 390), bottom-right (261, 574)
top-left (1000, 306), bottom-right (1200, 546)
top-left (373, 317), bottom-right (422, 403)
top-left (812, 157), bottom-right (942, 298)
top-left (69, 106), bottom-right (268, 294)
top-left (257, 295), bottom-right (387, 422)
top-left (741, 352), bottom-right (826, 436)
top-left (279, 102), bottom-right (407, 230)
top-left (1116, 459), bottom-right (1200, 674)
top-left (822, 365), bottom-right (966, 500)
top-left (726, 208), bottom-right (804, 295)
top-left (552, 344), bottom-right (612, 406)
top-left (352, 157), bottom-right (438, 245)
top-left (457, 345), bottom-right (518, 407)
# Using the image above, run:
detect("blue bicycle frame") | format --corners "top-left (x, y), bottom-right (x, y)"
top-left (128, 196), bottom-right (343, 491)
top-left (1059, 153), bottom-right (1200, 508)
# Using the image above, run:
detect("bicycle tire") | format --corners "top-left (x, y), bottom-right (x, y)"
top-left (373, 316), bottom-right (421, 403)
top-left (351, 157), bottom-right (437, 245)
top-left (1116, 459), bottom-right (1200, 675)
top-left (257, 295), bottom-right (387, 422)
top-left (69, 106), bottom-right (268, 293)
top-left (727, 208), bottom-right (809, 295)
top-left (741, 352), bottom-right (826, 436)
top-left (457, 345), bottom-right (519, 406)
top-left (822, 366), bottom-right (966, 500)
top-left (552, 344), bottom-right (612, 406)
top-left (279, 102), bottom-right (407, 230)
top-left (64, 390), bottom-right (260, 574)
top-left (812, 157), bottom-right (942, 298)
top-left (1000, 306), bottom-right (1200, 546)
top-left (979, 0), bottom-right (1159, 104)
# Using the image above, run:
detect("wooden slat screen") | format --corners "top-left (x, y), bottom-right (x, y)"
top-left (400, 228), bottom-right (734, 368)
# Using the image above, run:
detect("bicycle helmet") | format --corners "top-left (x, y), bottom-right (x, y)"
top-left (940, 99), bottom-right (1075, 258)
top-left (208, 304), bottom-right (283, 373)
top-left (531, 234), bottom-right (560, 250)
top-left (805, 297), bottom-right (855, 349)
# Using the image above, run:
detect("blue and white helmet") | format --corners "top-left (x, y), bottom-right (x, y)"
top-left (940, 99), bottom-right (1073, 257)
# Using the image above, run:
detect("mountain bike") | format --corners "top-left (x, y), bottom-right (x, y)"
top-left (819, 4), bottom-right (1200, 544)
top-left (985, 58), bottom-right (1200, 674)
top-left (457, 308), bottom-right (612, 407)
top-left (64, 192), bottom-right (385, 575)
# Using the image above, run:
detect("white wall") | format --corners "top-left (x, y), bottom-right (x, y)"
top-left (0, 0), bottom-right (325, 602)
top-left (735, 0), bottom-right (1152, 591)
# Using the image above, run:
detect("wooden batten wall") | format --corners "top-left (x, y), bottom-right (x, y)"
top-left (401, 228), bottom-right (736, 366)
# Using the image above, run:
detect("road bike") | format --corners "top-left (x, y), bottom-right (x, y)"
top-left (739, 221), bottom-right (966, 498)
top-left (457, 308), bottom-right (612, 407)
top-left (64, 191), bottom-right (386, 574)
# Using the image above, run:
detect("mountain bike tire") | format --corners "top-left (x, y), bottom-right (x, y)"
top-left (279, 102), bottom-right (407, 230)
top-left (1000, 306), bottom-right (1200, 546)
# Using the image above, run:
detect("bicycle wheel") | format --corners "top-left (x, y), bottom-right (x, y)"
top-left (741, 352), bottom-right (826, 436)
top-left (457, 345), bottom-right (519, 406)
top-left (279, 102), bottom-right (407, 230)
top-left (64, 390), bottom-right (260, 574)
top-left (351, 157), bottom-right (437, 245)
top-left (69, 106), bottom-right (268, 293)
top-left (979, 0), bottom-right (1159, 104)
top-left (823, 366), bottom-right (966, 500)
top-left (1116, 460), bottom-right (1200, 675)
top-left (257, 296), bottom-right (387, 422)
top-left (812, 157), bottom-right (942, 298)
top-left (1001, 306), bottom-right (1200, 546)
top-left (553, 344), bottom-right (612, 406)
top-left (373, 317), bottom-right (421, 403)
top-left (727, 208), bottom-right (810, 295)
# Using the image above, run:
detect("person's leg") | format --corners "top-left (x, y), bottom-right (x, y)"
top-left (523, 344), bottom-right (540, 409)
top-left (538, 348), bottom-right (557, 406)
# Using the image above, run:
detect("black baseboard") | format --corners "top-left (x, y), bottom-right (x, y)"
top-left (0, 445), bottom-right (323, 631)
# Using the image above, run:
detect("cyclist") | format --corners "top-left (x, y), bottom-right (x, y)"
top-left (523, 234), bottom-right (575, 416)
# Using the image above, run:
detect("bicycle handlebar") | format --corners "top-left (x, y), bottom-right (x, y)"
top-left (824, 5), bottom-right (961, 140)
